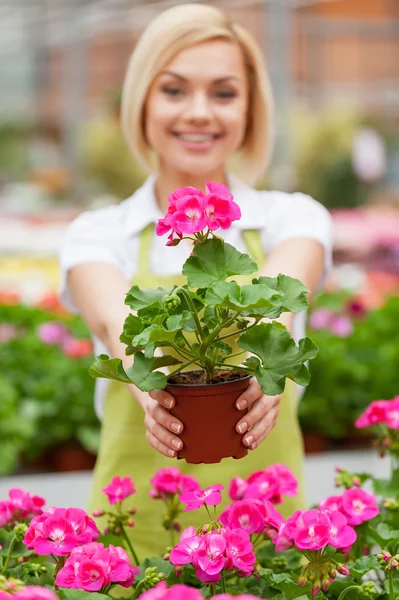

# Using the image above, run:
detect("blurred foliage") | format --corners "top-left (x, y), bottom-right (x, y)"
top-left (82, 116), bottom-right (147, 200)
top-left (300, 294), bottom-right (399, 439)
top-left (0, 304), bottom-right (98, 475)
top-left (0, 122), bottom-right (31, 181)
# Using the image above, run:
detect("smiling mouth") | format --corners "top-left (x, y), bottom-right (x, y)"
top-left (172, 132), bottom-right (222, 142)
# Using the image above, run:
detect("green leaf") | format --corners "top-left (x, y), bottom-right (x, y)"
top-left (257, 274), bottom-right (309, 313)
top-left (205, 281), bottom-right (282, 311)
top-left (58, 590), bottom-right (110, 600)
top-left (125, 286), bottom-right (168, 310)
top-left (89, 355), bottom-right (132, 383)
top-left (238, 323), bottom-right (319, 395)
top-left (183, 239), bottom-right (257, 288)
top-left (166, 311), bottom-right (193, 331)
top-left (347, 555), bottom-right (380, 580)
top-left (120, 314), bottom-right (144, 343)
top-left (132, 324), bottom-right (176, 347)
top-left (259, 570), bottom-right (306, 600)
top-left (135, 557), bottom-right (174, 581)
top-left (126, 353), bottom-right (179, 392)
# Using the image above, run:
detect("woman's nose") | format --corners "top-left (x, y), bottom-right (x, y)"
top-left (186, 92), bottom-right (212, 122)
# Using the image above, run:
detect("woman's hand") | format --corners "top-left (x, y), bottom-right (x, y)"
top-left (235, 377), bottom-right (281, 450)
top-left (136, 388), bottom-right (184, 458)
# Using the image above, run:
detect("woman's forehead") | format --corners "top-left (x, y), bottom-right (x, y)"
top-left (162, 40), bottom-right (246, 82)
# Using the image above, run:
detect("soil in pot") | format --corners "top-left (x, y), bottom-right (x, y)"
top-left (167, 370), bottom-right (251, 465)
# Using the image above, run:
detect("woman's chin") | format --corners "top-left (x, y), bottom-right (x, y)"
top-left (166, 154), bottom-right (226, 178)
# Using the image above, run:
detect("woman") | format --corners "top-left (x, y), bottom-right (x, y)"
top-left (59, 3), bottom-right (332, 557)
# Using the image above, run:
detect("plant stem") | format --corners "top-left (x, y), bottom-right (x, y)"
top-left (167, 357), bottom-right (198, 378)
top-left (221, 571), bottom-right (227, 593)
top-left (337, 585), bottom-right (360, 600)
top-left (217, 364), bottom-right (252, 373)
top-left (204, 504), bottom-right (213, 522)
top-left (120, 524), bottom-right (140, 566)
top-left (217, 318), bottom-right (262, 342)
top-left (174, 287), bottom-right (205, 341)
top-left (389, 570), bottom-right (395, 600)
top-left (2, 536), bottom-right (16, 572)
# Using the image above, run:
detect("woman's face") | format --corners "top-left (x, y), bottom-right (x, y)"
top-left (145, 39), bottom-right (249, 179)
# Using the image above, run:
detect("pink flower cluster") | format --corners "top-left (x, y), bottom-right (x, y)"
top-left (102, 476), bottom-right (136, 505)
top-left (23, 507), bottom-right (99, 556)
top-left (308, 308), bottom-right (353, 338)
top-left (170, 526), bottom-right (256, 583)
top-left (149, 468), bottom-right (199, 500)
top-left (179, 484), bottom-right (223, 512)
top-left (55, 542), bottom-right (140, 592)
top-left (229, 464), bottom-right (298, 505)
top-left (37, 322), bottom-right (93, 358)
top-left (156, 182), bottom-right (241, 244)
top-left (140, 582), bottom-right (258, 600)
top-left (0, 488), bottom-right (45, 528)
top-left (319, 488), bottom-right (379, 526)
top-left (220, 498), bottom-right (283, 538)
top-left (355, 397), bottom-right (399, 430)
top-left (273, 508), bottom-right (356, 552)
top-left (0, 587), bottom-right (58, 600)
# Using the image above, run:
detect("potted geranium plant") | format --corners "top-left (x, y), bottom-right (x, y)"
top-left (89, 182), bottom-right (318, 464)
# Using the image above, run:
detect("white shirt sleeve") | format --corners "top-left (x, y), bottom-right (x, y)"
top-left (260, 191), bottom-right (333, 286)
top-left (58, 205), bottom-right (135, 314)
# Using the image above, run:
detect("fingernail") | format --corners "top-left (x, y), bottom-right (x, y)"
top-left (237, 422), bottom-right (248, 434)
top-left (168, 449), bottom-right (175, 457)
top-left (164, 398), bottom-right (173, 408)
top-left (171, 423), bottom-right (182, 434)
top-left (245, 435), bottom-right (253, 446)
top-left (237, 399), bottom-right (247, 410)
top-left (172, 439), bottom-right (182, 450)
top-left (251, 442), bottom-right (257, 450)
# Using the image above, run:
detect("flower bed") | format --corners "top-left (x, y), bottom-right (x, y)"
top-left (1, 400), bottom-right (399, 599)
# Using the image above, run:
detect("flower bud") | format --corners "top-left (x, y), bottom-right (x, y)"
top-left (311, 581), bottom-right (321, 597)
top-left (172, 521), bottom-right (181, 532)
top-left (92, 509), bottom-right (105, 517)
top-left (13, 523), bottom-right (28, 542)
top-left (126, 519), bottom-right (135, 528)
top-left (174, 566), bottom-right (182, 578)
top-left (352, 476), bottom-right (361, 487)
top-left (162, 552), bottom-right (170, 561)
top-left (337, 564), bottom-right (350, 576)
top-left (321, 578), bottom-right (330, 592)
top-left (298, 575), bottom-right (308, 587)
top-left (202, 524), bottom-right (210, 533)
top-left (128, 507), bottom-right (137, 515)
top-left (335, 466), bottom-right (344, 472)
top-left (391, 559), bottom-right (398, 569)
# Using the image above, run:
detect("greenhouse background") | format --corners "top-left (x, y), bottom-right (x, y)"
top-left (1, 0), bottom-right (399, 497)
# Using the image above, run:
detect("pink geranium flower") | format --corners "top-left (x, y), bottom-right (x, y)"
top-left (169, 194), bottom-right (206, 235)
top-left (229, 464), bottom-right (298, 505)
top-left (228, 477), bottom-right (248, 501)
top-left (149, 468), bottom-right (199, 499)
top-left (140, 582), bottom-right (204, 600)
top-left (355, 400), bottom-right (388, 428)
top-left (203, 187), bottom-right (241, 231)
top-left (37, 322), bottom-right (68, 345)
top-left (170, 530), bottom-right (202, 565)
top-left (385, 397), bottom-right (399, 429)
top-left (13, 587), bottom-right (59, 600)
top-left (23, 508), bottom-right (98, 556)
top-left (179, 484), bottom-right (223, 512)
top-left (0, 489), bottom-right (45, 527)
top-left (341, 488), bottom-right (379, 526)
top-left (102, 476), bottom-right (136, 504)
top-left (220, 499), bottom-right (282, 536)
top-left (224, 529), bottom-right (256, 573)
top-left (194, 533), bottom-right (226, 577)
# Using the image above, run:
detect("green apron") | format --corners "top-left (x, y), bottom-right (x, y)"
top-left (88, 225), bottom-right (306, 559)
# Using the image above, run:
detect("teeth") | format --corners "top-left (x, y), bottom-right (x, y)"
top-left (178, 133), bottom-right (215, 142)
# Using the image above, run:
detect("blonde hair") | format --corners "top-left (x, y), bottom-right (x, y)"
top-left (121, 3), bottom-right (273, 186)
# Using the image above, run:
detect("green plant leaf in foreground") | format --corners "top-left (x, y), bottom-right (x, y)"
top-left (89, 355), bottom-right (132, 383)
top-left (183, 239), bottom-right (258, 288)
top-left (239, 323), bottom-right (319, 395)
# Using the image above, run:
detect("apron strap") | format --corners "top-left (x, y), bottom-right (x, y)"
top-left (241, 229), bottom-right (265, 268)
top-left (136, 224), bottom-right (154, 279)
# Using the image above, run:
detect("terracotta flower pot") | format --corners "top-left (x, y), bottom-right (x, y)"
top-left (167, 371), bottom-right (251, 464)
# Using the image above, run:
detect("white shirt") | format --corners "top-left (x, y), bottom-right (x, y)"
top-left (59, 175), bottom-right (333, 418)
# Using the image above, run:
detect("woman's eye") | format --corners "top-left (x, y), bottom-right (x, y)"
top-left (162, 86), bottom-right (184, 97)
top-left (215, 90), bottom-right (237, 100)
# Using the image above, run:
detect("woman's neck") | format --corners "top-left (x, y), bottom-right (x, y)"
top-left (154, 167), bottom-right (228, 214)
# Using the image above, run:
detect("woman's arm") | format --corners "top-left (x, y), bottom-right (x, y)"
top-left (67, 262), bottom-right (184, 458)
top-left (235, 236), bottom-right (327, 450)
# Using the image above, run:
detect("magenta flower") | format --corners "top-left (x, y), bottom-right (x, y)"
top-left (228, 477), bottom-right (248, 501)
top-left (179, 484), bottom-right (223, 512)
top-left (230, 464), bottom-right (298, 505)
top-left (23, 508), bottom-right (98, 556)
top-left (102, 476), bottom-right (136, 504)
top-left (140, 582), bottom-right (204, 600)
top-left (220, 499), bottom-right (282, 536)
top-left (355, 400), bottom-right (388, 428)
top-left (319, 494), bottom-right (344, 513)
top-left (0, 488), bottom-right (45, 527)
top-left (223, 529), bottom-right (256, 573)
top-left (56, 542), bottom-right (139, 592)
top-left (149, 468), bottom-right (199, 499)
top-left (329, 315), bottom-right (353, 337)
top-left (294, 510), bottom-right (332, 551)
top-left (308, 308), bottom-right (335, 330)
top-left (194, 533), bottom-right (226, 577)
top-left (341, 488), bottom-right (379, 526)
top-left (203, 186), bottom-right (241, 231)
top-left (327, 511), bottom-right (357, 549)
top-left (170, 530), bottom-right (202, 565)
top-left (13, 587), bottom-right (58, 600)
top-left (385, 397), bottom-right (399, 429)
top-left (37, 322), bottom-right (68, 345)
